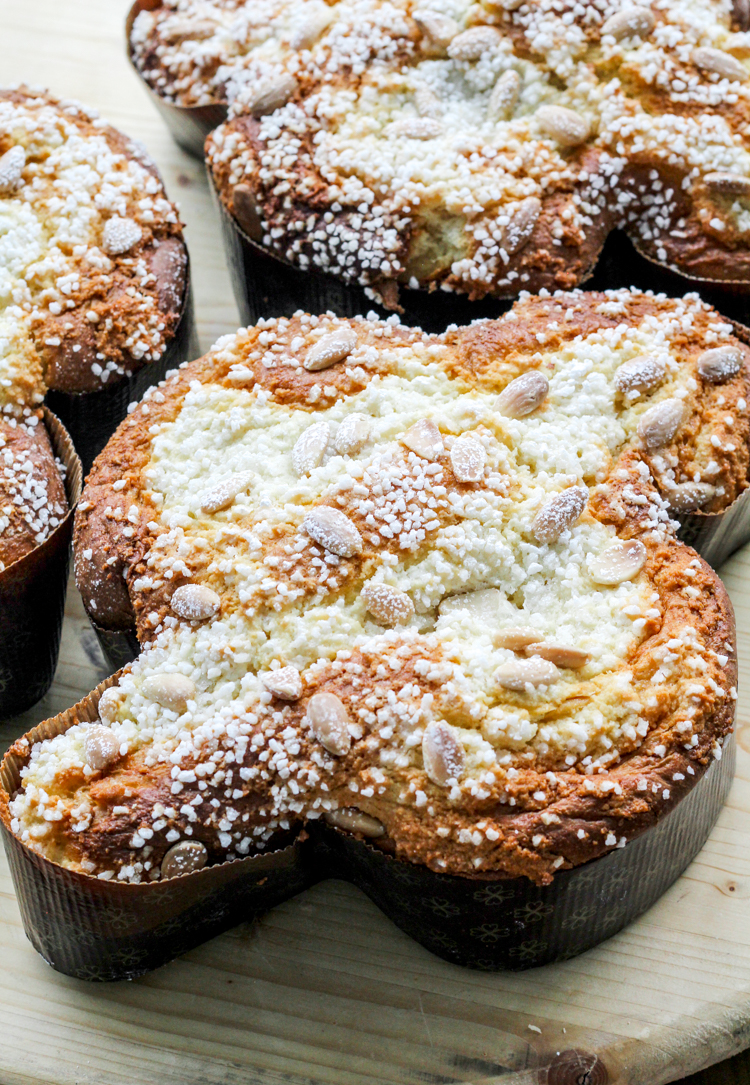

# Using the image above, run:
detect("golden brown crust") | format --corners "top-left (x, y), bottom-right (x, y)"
top-left (0, 414), bottom-right (68, 570)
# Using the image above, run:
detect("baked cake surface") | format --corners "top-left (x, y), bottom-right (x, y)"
top-left (0, 86), bottom-right (186, 402)
top-left (0, 415), bottom-right (68, 570)
top-left (7, 289), bottom-right (740, 884)
top-left (132, 0), bottom-right (750, 302)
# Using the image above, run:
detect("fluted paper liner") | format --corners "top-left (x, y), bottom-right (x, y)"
top-left (46, 262), bottom-right (198, 478)
top-left (0, 410), bottom-right (82, 720)
top-left (0, 670), bottom-right (735, 979)
top-left (126, 0), bottom-right (227, 159)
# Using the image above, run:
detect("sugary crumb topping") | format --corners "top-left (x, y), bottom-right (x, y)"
top-left (12, 289), bottom-right (738, 882)
top-left (0, 85), bottom-right (183, 406)
top-left (135, 0), bottom-right (750, 298)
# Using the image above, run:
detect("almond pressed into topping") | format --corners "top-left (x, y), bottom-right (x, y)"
top-left (199, 472), bottom-right (254, 514)
top-left (170, 584), bottom-right (221, 621)
top-left (142, 673), bottom-right (196, 713)
top-left (589, 539), bottom-right (647, 585)
top-left (488, 70), bottom-right (521, 120)
top-left (450, 434), bottom-right (486, 482)
top-left (292, 420), bottom-right (330, 475)
top-left (637, 398), bottom-right (685, 450)
top-left (413, 10), bottom-right (459, 49)
top-left (289, 9), bottom-right (331, 49)
top-left (97, 686), bottom-right (125, 725)
top-left (323, 807), bottom-right (385, 837)
top-left (262, 666), bottom-right (303, 700)
top-left (160, 840), bottom-right (208, 879)
top-left (494, 371), bottom-right (549, 418)
top-left (102, 216), bottom-right (143, 256)
top-left (83, 725), bottom-right (120, 772)
top-left (531, 486), bottom-right (588, 543)
top-left (697, 345), bottom-right (744, 383)
top-left (308, 691), bottom-right (351, 756)
top-left (440, 587), bottom-right (502, 622)
top-left (502, 197), bottom-right (542, 255)
top-left (692, 47), bottom-right (748, 82)
top-left (667, 482), bottom-right (716, 513)
top-left (391, 117), bottom-right (442, 140)
top-left (304, 328), bottom-right (357, 371)
top-left (536, 104), bottom-right (589, 146)
top-left (245, 72), bottom-right (299, 117)
top-left (334, 413), bottom-right (370, 455)
top-left (613, 354), bottom-right (667, 396)
top-left (0, 145), bottom-right (25, 193)
top-left (303, 506), bottom-right (363, 557)
top-left (447, 25), bottom-right (502, 61)
top-left (494, 626), bottom-right (543, 650)
top-left (401, 418), bottom-right (444, 459)
top-left (361, 582), bottom-right (414, 625)
top-left (525, 642), bottom-right (589, 669)
top-left (601, 6), bottom-right (655, 41)
top-left (495, 656), bottom-right (560, 691)
top-left (422, 720), bottom-right (465, 786)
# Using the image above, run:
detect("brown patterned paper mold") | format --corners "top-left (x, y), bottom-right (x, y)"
top-left (1, 290), bottom-right (741, 978)
top-left (0, 86), bottom-right (198, 475)
top-left (0, 409), bottom-right (82, 719)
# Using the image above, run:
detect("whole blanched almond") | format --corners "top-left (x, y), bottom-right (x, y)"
top-left (637, 398), bottom-right (684, 449)
top-left (103, 217), bottom-right (143, 256)
top-left (532, 486), bottom-right (588, 543)
top-left (200, 472), bottom-right (254, 513)
top-left (324, 808), bottom-right (385, 837)
top-left (162, 17), bottom-right (216, 42)
top-left (693, 47), bottom-right (748, 81)
top-left (84, 725), bottom-right (121, 771)
top-left (589, 539), bottom-right (647, 585)
top-left (0, 145), bottom-right (25, 193)
top-left (668, 482), bottom-right (716, 513)
top-left (489, 70), bottom-right (521, 120)
top-left (422, 721), bottom-right (465, 786)
top-left (98, 686), bottom-right (125, 725)
top-left (289, 8), bottom-right (331, 49)
top-left (613, 354), bottom-right (666, 395)
top-left (697, 345), bottom-right (744, 383)
top-left (705, 171), bottom-right (750, 196)
top-left (161, 840), bottom-right (208, 878)
top-left (494, 625), bottom-right (541, 650)
top-left (293, 420), bottom-right (330, 475)
top-left (415, 85), bottom-right (442, 118)
top-left (361, 582), bottom-right (414, 625)
top-left (232, 183), bottom-right (263, 239)
top-left (245, 72), bottom-right (299, 117)
top-left (601, 6), bottom-right (655, 41)
top-left (262, 666), bottom-right (303, 700)
top-left (391, 117), bottom-right (442, 139)
top-left (303, 506), bottom-right (363, 557)
top-left (413, 10), bottom-right (459, 48)
top-left (502, 197), bottom-right (542, 255)
top-left (308, 691), bottom-right (351, 756)
top-left (536, 104), bottom-right (589, 146)
top-left (440, 587), bottom-right (502, 622)
top-left (447, 25), bottom-right (502, 60)
top-left (450, 435), bottom-right (486, 482)
top-left (335, 413), bottom-right (370, 455)
top-left (525, 642), bottom-right (589, 669)
top-left (142, 673), bottom-right (196, 713)
top-left (401, 418), bottom-right (444, 459)
top-left (495, 371), bottom-right (549, 417)
top-left (171, 584), bottom-right (221, 621)
top-left (495, 656), bottom-right (560, 691)
top-left (305, 327), bottom-right (357, 371)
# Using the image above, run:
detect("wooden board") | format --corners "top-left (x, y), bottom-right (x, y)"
top-left (3, 1), bottom-right (750, 1083)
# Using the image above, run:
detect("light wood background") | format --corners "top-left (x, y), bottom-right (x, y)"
top-left (3, 2), bottom-right (750, 1083)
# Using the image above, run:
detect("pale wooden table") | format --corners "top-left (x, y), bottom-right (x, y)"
top-left (4, 2), bottom-right (750, 1083)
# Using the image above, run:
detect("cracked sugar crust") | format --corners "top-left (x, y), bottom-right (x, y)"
top-left (0, 86), bottom-right (187, 403)
top-left (7, 288), bottom-right (739, 885)
top-left (0, 412), bottom-right (68, 569)
top-left (145, 0), bottom-right (750, 301)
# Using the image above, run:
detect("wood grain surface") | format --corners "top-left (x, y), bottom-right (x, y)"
top-left (3, 2), bottom-right (750, 1083)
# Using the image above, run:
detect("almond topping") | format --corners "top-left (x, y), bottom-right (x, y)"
top-left (415, 85), bottom-right (442, 118)
top-left (525, 642), bottom-right (589, 669)
top-left (84, 725), bottom-right (121, 772)
top-left (391, 117), bottom-right (442, 139)
top-left (401, 418), bottom-right (444, 459)
top-left (502, 197), bottom-right (542, 255)
top-left (102, 216), bottom-right (142, 256)
top-left (589, 539), bottom-right (647, 585)
top-left (697, 345), bottom-right (744, 383)
top-left (495, 371), bottom-right (549, 417)
top-left (488, 70), bottom-right (521, 120)
top-left (293, 421), bottom-right (330, 475)
top-left (532, 486), bottom-right (588, 543)
top-left (422, 721), bottom-right (465, 786)
top-left (200, 472), bottom-right (254, 513)
top-left (450, 434), bottom-right (486, 482)
top-left (324, 808), bottom-right (385, 837)
top-left (448, 25), bottom-right (502, 60)
top-left (413, 10), bottom-right (459, 48)
top-left (170, 584), bottom-right (221, 621)
top-left (304, 327), bottom-right (357, 371)
top-left (161, 841), bottom-right (208, 879)
top-left (289, 9), bottom-right (331, 49)
top-left (440, 587), bottom-right (501, 622)
top-left (245, 72), bottom-right (299, 117)
top-left (613, 354), bottom-right (666, 396)
top-left (334, 413), bottom-right (371, 455)
top-left (0, 146), bottom-right (25, 193)
top-left (142, 673), bottom-right (196, 713)
top-left (536, 104), bottom-right (589, 146)
top-left (494, 626), bottom-right (540, 650)
top-left (361, 582), bottom-right (414, 625)
top-left (262, 666), bottom-right (303, 700)
top-left (303, 506), bottom-right (363, 557)
top-left (668, 482), bottom-right (716, 513)
top-left (495, 657), bottom-right (560, 691)
top-left (308, 691), bottom-right (351, 756)
top-left (637, 398), bottom-right (685, 450)
top-left (693, 47), bottom-right (748, 81)
top-left (98, 687), bottom-right (125, 725)
top-left (601, 6), bottom-right (655, 41)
